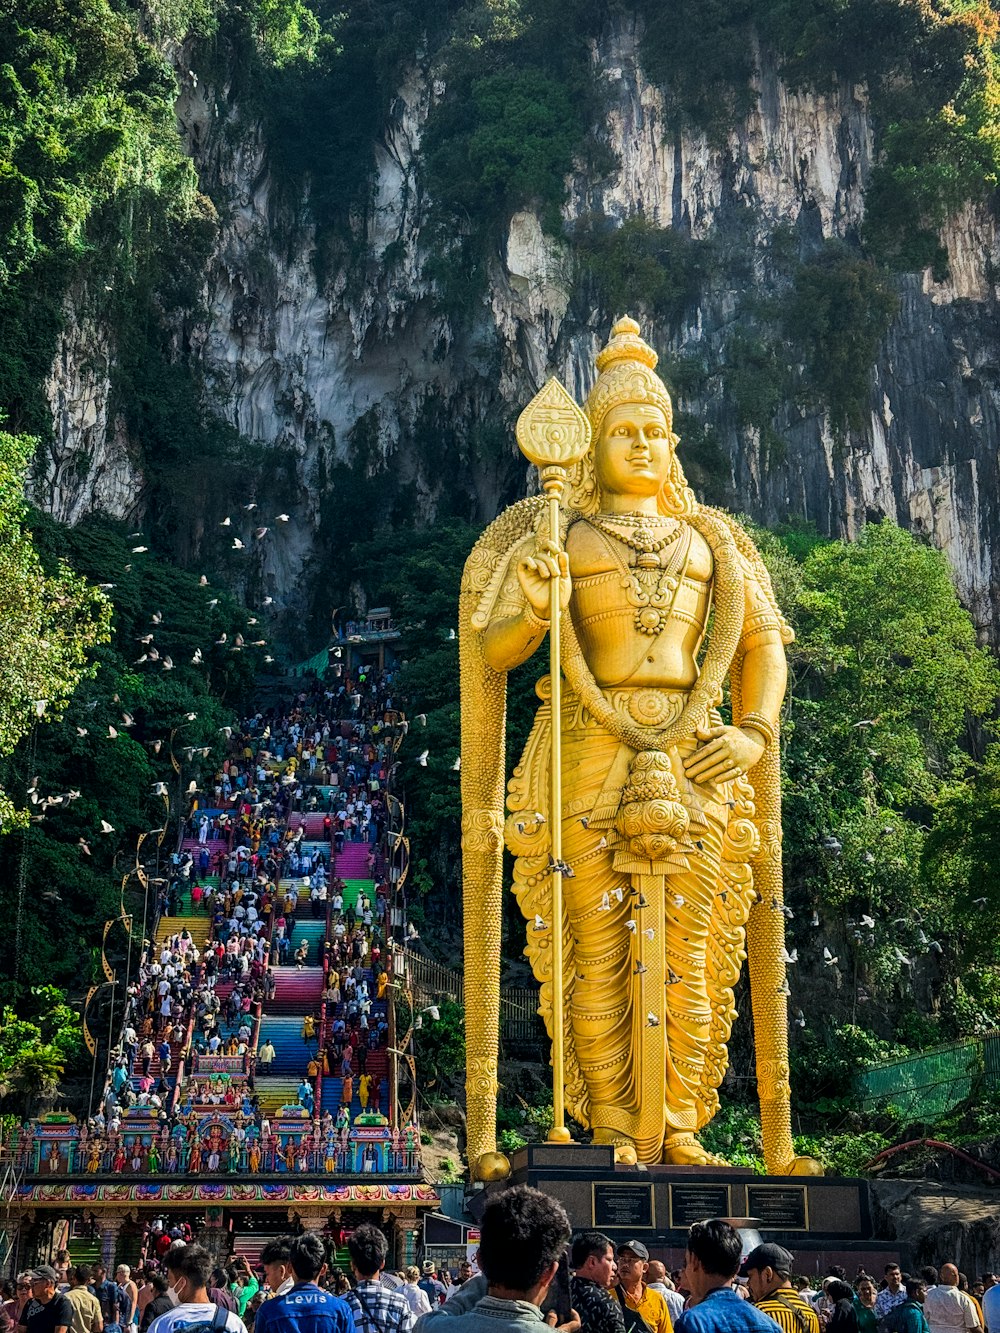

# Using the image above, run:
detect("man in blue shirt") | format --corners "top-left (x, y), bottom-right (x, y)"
top-left (674, 1222), bottom-right (780, 1333)
top-left (253, 1235), bottom-right (353, 1333)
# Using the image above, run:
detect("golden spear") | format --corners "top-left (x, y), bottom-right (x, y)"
top-left (515, 379), bottom-right (591, 1143)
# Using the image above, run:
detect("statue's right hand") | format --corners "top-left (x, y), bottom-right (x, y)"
top-left (516, 540), bottom-right (571, 620)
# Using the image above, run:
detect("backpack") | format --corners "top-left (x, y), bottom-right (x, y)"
top-left (175, 1304), bottom-right (232, 1333)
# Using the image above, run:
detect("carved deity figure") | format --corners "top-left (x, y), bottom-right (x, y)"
top-left (461, 318), bottom-right (817, 1174)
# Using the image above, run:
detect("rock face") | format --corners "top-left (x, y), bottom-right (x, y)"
top-left (35, 16), bottom-right (1000, 631)
top-left (38, 306), bottom-right (141, 526)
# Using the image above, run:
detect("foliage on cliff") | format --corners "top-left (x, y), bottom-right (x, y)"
top-left (639, 0), bottom-right (1000, 273)
top-left (0, 431), bottom-right (111, 831)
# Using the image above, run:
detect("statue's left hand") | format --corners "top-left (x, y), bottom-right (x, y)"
top-left (683, 723), bottom-right (765, 786)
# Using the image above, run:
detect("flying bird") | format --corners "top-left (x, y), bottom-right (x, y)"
top-left (254, 527), bottom-right (268, 540)
top-left (151, 611), bottom-right (163, 624)
top-left (276, 513), bottom-right (290, 522)
top-left (417, 751), bottom-right (428, 766)
top-left (108, 725), bottom-right (118, 739)
top-left (131, 546), bottom-right (148, 553)
top-left (232, 538), bottom-right (245, 550)
top-left (100, 820), bottom-right (115, 834)
top-left (34, 700), bottom-right (47, 717)
top-left (220, 517), bottom-right (232, 526)
top-left (161, 656), bottom-right (174, 670)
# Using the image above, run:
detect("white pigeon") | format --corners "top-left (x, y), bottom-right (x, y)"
top-left (100, 820), bottom-right (115, 834)
top-left (417, 751), bottom-right (428, 766)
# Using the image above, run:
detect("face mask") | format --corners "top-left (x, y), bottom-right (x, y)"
top-left (167, 1282), bottom-right (184, 1306)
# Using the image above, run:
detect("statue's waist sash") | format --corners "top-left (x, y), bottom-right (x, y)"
top-left (556, 685), bottom-right (728, 836)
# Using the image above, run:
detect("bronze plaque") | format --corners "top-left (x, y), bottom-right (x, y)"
top-left (668, 1183), bottom-right (732, 1228)
top-left (746, 1184), bottom-right (809, 1231)
top-left (593, 1182), bottom-right (655, 1229)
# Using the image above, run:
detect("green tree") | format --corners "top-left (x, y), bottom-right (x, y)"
top-left (769, 521), bottom-right (1000, 1061)
top-left (0, 430), bottom-right (111, 830)
top-left (0, 985), bottom-right (83, 1117)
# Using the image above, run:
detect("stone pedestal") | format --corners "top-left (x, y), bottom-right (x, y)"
top-left (509, 1145), bottom-right (898, 1274)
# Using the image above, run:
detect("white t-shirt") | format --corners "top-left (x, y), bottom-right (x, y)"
top-left (924, 1286), bottom-right (981, 1333)
top-left (147, 1302), bottom-right (247, 1333)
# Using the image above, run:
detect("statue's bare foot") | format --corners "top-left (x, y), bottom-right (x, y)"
top-left (593, 1129), bottom-right (639, 1165)
top-left (662, 1133), bottom-right (728, 1166)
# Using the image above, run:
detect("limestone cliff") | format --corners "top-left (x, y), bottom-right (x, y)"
top-left (36, 15), bottom-right (1000, 632)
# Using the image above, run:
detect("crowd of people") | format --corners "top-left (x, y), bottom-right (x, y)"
top-left (7, 666), bottom-right (409, 1179)
top-left (7, 1194), bottom-right (998, 1333)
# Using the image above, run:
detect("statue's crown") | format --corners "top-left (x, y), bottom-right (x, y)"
top-left (595, 316), bottom-right (659, 374)
top-left (586, 315), bottom-right (672, 437)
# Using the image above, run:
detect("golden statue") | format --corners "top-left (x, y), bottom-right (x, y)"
top-left (460, 318), bottom-right (819, 1176)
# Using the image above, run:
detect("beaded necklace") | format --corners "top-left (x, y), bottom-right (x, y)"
top-left (591, 512), bottom-right (682, 557)
top-left (587, 516), bottom-right (690, 636)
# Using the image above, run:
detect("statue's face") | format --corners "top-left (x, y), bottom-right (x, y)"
top-left (594, 402), bottom-right (671, 499)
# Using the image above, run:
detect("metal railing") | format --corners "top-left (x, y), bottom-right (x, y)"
top-left (402, 950), bottom-right (543, 1044)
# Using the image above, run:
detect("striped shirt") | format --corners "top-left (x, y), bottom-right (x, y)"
top-left (755, 1291), bottom-right (820, 1333)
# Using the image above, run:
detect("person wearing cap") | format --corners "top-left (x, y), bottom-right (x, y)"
top-left (743, 1246), bottom-right (818, 1333)
top-left (16, 1268), bottom-right (72, 1333)
top-left (615, 1244), bottom-right (672, 1333)
top-left (673, 1221), bottom-right (781, 1333)
top-left (418, 1264), bottom-right (447, 1308)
